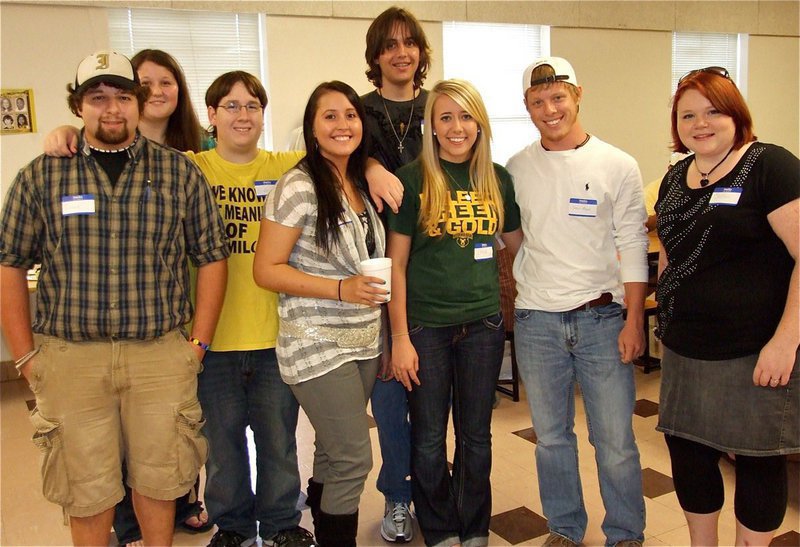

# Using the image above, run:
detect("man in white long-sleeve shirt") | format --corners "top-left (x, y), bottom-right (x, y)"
top-left (506, 57), bottom-right (648, 547)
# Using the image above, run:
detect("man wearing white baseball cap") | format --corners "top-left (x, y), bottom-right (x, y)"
top-left (506, 57), bottom-right (648, 547)
top-left (0, 50), bottom-right (229, 545)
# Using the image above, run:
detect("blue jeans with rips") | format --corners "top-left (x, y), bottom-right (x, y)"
top-left (407, 312), bottom-right (505, 547)
top-left (371, 376), bottom-right (412, 504)
top-left (513, 303), bottom-right (645, 546)
top-left (197, 349), bottom-right (301, 541)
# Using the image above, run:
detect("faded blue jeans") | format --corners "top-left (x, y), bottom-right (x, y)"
top-left (514, 304), bottom-right (645, 546)
top-left (197, 349), bottom-right (301, 541)
top-left (407, 312), bottom-right (505, 547)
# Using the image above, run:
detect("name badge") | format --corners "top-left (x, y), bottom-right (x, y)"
top-left (474, 242), bottom-right (493, 261)
top-left (568, 197), bottom-right (597, 217)
top-left (709, 187), bottom-right (742, 206)
top-left (61, 194), bottom-right (95, 216)
top-left (254, 180), bottom-right (277, 198)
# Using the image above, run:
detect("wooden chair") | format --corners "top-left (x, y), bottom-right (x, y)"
top-left (627, 298), bottom-right (661, 373)
top-left (496, 247), bottom-right (520, 401)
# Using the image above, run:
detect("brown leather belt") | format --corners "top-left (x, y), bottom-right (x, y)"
top-left (569, 292), bottom-right (613, 312)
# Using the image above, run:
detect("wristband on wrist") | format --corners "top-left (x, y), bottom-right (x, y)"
top-left (189, 337), bottom-right (210, 351)
top-left (391, 332), bottom-right (409, 338)
top-left (338, 279), bottom-right (343, 302)
top-left (14, 347), bottom-right (40, 374)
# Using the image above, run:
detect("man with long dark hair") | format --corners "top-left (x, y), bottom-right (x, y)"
top-left (360, 6), bottom-right (432, 543)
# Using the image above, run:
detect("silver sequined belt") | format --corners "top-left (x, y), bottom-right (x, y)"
top-left (281, 318), bottom-right (380, 348)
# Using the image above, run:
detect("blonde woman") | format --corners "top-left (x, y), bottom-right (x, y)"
top-left (387, 79), bottom-right (522, 547)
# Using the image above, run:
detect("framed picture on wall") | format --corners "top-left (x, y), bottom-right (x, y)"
top-left (1, 88), bottom-right (36, 134)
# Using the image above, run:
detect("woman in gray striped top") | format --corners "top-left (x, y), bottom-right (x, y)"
top-left (254, 80), bottom-right (389, 547)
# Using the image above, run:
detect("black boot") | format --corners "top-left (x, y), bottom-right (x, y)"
top-left (306, 478), bottom-right (324, 529)
top-left (315, 509), bottom-right (358, 547)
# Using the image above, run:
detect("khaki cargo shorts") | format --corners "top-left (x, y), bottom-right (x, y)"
top-left (27, 329), bottom-right (207, 517)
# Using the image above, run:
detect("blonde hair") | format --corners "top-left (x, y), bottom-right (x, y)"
top-left (419, 79), bottom-right (504, 235)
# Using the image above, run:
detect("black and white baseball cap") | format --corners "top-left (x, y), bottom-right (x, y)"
top-left (522, 56), bottom-right (578, 95)
top-left (74, 51), bottom-right (138, 94)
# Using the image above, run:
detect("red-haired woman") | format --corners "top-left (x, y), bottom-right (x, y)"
top-left (655, 67), bottom-right (799, 546)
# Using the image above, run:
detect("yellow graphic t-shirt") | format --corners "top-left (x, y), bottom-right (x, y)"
top-left (188, 149), bottom-right (304, 351)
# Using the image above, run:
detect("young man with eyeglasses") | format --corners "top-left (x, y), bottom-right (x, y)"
top-left (190, 71), bottom-right (313, 547)
top-left (506, 57), bottom-right (648, 547)
top-left (354, 6), bottom-right (431, 543)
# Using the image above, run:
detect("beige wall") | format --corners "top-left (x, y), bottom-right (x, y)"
top-left (264, 16), bottom-right (371, 150)
top-left (0, 3), bottom-right (108, 195)
top-left (551, 27), bottom-right (674, 182)
top-left (748, 34), bottom-right (800, 153)
top-left (7, 0), bottom-right (797, 36)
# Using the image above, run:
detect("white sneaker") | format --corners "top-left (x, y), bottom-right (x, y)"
top-left (380, 501), bottom-right (413, 543)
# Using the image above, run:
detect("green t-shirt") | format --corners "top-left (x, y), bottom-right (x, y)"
top-left (388, 158), bottom-right (520, 327)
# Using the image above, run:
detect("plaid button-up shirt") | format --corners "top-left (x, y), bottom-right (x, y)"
top-left (0, 132), bottom-right (230, 341)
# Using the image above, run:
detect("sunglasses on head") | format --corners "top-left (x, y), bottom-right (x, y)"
top-left (679, 66), bottom-right (731, 84)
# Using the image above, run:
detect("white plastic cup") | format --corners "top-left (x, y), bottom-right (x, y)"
top-left (360, 257), bottom-right (392, 302)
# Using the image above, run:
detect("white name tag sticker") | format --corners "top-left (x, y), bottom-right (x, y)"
top-left (254, 180), bottom-right (277, 198)
top-left (568, 197), bottom-right (598, 217)
top-left (61, 194), bottom-right (96, 216)
top-left (474, 242), bottom-right (493, 261)
top-left (709, 187), bottom-right (742, 206)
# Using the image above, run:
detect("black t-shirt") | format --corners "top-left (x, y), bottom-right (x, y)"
top-left (91, 148), bottom-right (130, 186)
top-left (361, 89), bottom-right (427, 175)
top-left (655, 143), bottom-right (799, 359)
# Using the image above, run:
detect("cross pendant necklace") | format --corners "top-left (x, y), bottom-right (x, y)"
top-left (379, 88), bottom-right (416, 154)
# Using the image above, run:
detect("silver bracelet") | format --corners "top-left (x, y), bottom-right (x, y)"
top-left (14, 347), bottom-right (39, 373)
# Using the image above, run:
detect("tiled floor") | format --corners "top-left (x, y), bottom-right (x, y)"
top-left (1, 363), bottom-right (798, 546)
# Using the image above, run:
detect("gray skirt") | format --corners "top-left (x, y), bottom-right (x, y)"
top-left (656, 346), bottom-right (799, 456)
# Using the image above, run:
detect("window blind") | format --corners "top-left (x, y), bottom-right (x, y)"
top-left (671, 32), bottom-right (747, 97)
top-left (443, 22), bottom-right (549, 164)
top-left (108, 8), bottom-right (263, 139)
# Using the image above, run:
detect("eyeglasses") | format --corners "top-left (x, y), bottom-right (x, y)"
top-left (217, 101), bottom-right (263, 114)
top-left (678, 66), bottom-right (730, 84)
